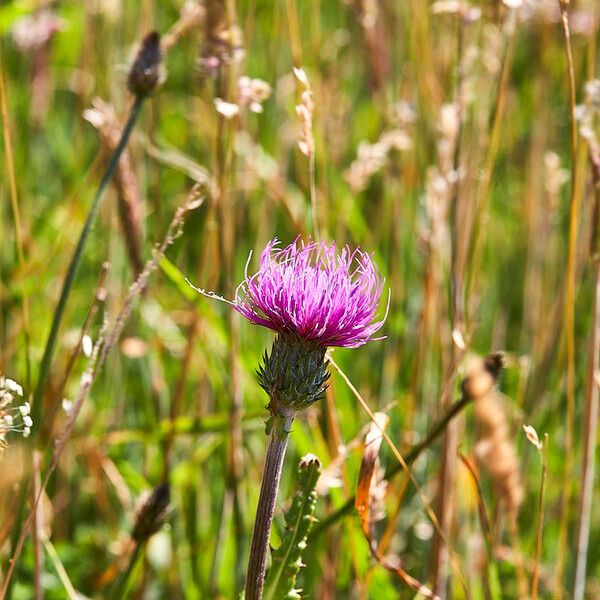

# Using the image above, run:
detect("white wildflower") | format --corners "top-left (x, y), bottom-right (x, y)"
top-left (62, 398), bottom-right (74, 417)
top-left (214, 98), bottom-right (240, 119)
top-left (82, 334), bottom-right (93, 357)
top-left (523, 424), bottom-right (543, 450)
top-left (5, 379), bottom-right (23, 396)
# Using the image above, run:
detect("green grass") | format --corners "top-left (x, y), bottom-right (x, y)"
top-left (1, 0), bottom-right (600, 598)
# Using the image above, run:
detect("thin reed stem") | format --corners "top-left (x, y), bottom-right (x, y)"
top-left (3, 94), bottom-right (145, 600)
top-left (0, 54), bottom-right (31, 387)
top-left (532, 434), bottom-right (549, 600)
top-left (245, 412), bottom-right (295, 600)
top-left (309, 152), bottom-right (319, 240)
top-left (0, 189), bottom-right (203, 598)
top-left (108, 543), bottom-right (142, 600)
top-left (31, 95), bottom-right (144, 428)
top-left (325, 358), bottom-right (470, 595)
top-left (467, 13), bottom-right (517, 299)
top-left (555, 1), bottom-right (579, 589)
top-left (573, 256), bottom-right (600, 600)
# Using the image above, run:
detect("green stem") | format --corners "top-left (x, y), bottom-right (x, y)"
top-left (109, 543), bottom-right (142, 600)
top-left (31, 95), bottom-right (144, 428)
top-left (245, 412), bottom-right (295, 600)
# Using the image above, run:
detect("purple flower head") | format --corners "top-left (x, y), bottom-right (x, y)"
top-left (235, 238), bottom-right (388, 348)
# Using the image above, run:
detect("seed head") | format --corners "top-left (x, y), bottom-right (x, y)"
top-left (131, 483), bottom-right (170, 543)
top-left (128, 31), bottom-right (163, 98)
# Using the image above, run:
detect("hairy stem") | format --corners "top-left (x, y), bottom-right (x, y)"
top-left (245, 412), bottom-right (295, 600)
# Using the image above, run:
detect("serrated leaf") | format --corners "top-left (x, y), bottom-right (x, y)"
top-left (263, 454), bottom-right (321, 600)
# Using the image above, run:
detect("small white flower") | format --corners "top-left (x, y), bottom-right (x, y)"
top-left (523, 424), bottom-right (543, 450)
top-left (19, 402), bottom-right (31, 416)
top-left (23, 415), bottom-right (33, 428)
top-left (82, 334), bottom-right (93, 358)
top-left (214, 98), bottom-right (240, 119)
top-left (292, 67), bottom-right (309, 87)
top-left (62, 398), bottom-right (73, 417)
top-left (5, 379), bottom-right (23, 396)
top-left (3, 415), bottom-right (14, 427)
top-left (22, 427), bottom-right (31, 438)
top-left (0, 390), bottom-right (13, 408)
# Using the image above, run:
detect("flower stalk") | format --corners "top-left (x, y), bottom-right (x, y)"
top-left (194, 238), bottom-right (387, 599)
top-left (245, 411), bottom-right (295, 600)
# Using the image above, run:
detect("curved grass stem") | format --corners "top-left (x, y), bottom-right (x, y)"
top-left (309, 391), bottom-right (473, 539)
top-left (31, 95), bottom-right (144, 427)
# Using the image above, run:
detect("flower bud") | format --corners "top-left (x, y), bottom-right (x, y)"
top-left (128, 31), bottom-right (163, 98)
top-left (258, 334), bottom-right (330, 414)
top-left (131, 483), bottom-right (170, 544)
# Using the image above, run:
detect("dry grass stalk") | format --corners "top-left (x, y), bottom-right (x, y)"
top-left (555, 1), bottom-right (581, 589)
top-left (470, 355), bottom-right (528, 598)
top-left (472, 376), bottom-right (524, 524)
top-left (161, 1), bottom-right (205, 52)
top-left (84, 99), bottom-right (144, 276)
top-left (199, 0), bottom-right (244, 79)
top-left (350, 0), bottom-right (390, 92)
top-left (355, 412), bottom-right (439, 599)
top-left (329, 357), bottom-right (470, 596)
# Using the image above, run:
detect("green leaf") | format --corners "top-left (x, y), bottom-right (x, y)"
top-left (264, 454), bottom-right (321, 600)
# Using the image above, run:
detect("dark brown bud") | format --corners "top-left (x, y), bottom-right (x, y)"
top-left (131, 482), bottom-right (170, 543)
top-left (128, 31), bottom-right (162, 98)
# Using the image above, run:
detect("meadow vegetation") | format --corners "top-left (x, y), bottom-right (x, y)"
top-left (1, 0), bottom-right (600, 598)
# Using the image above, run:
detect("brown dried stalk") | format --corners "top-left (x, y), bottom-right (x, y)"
top-left (84, 99), bottom-right (144, 276)
top-left (355, 413), bottom-right (439, 599)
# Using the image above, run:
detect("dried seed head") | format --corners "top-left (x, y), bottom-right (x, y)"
top-left (199, 0), bottom-right (244, 79)
top-left (471, 358), bottom-right (524, 522)
top-left (132, 483), bottom-right (170, 543)
top-left (461, 352), bottom-right (504, 401)
top-left (522, 424), bottom-right (543, 451)
top-left (128, 31), bottom-right (163, 98)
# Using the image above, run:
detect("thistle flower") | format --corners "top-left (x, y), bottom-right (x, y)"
top-left (234, 238), bottom-right (387, 418)
top-left (235, 238), bottom-right (387, 349)
top-left (192, 238), bottom-right (386, 600)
